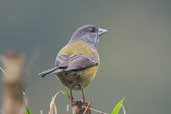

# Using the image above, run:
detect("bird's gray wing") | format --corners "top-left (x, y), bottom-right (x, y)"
top-left (38, 54), bottom-right (68, 77)
top-left (65, 54), bottom-right (99, 71)
top-left (39, 54), bottom-right (99, 77)
top-left (55, 53), bottom-right (99, 72)
top-left (38, 66), bottom-right (59, 77)
top-left (55, 54), bottom-right (69, 68)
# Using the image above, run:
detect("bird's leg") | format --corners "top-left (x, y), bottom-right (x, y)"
top-left (70, 88), bottom-right (74, 104)
top-left (81, 87), bottom-right (85, 102)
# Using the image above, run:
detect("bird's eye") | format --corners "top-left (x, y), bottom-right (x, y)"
top-left (89, 27), bottom-right (96, 32)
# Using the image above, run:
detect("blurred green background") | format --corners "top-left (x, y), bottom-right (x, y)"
top-left (0, 0), bottom-right (170, 114)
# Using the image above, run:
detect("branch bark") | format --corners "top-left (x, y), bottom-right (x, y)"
top-left (2, 50), bottom-right (25, 114)
top-left (72, 101), bottom-right (91, 114)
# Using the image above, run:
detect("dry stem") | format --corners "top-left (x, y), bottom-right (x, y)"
top-left (1, 50), bottom-right (25, 114)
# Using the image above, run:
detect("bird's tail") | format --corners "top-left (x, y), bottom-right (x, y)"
top-left (38, 66), bottom-right (62, 77)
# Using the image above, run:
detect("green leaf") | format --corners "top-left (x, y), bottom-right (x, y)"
top-left (25, 106), bottom-right (32, 114)
top-left (111, 97), bottom-right (126, 114)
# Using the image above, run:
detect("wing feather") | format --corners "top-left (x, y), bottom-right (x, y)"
top-left (55, 53), bottom-right (99, 71)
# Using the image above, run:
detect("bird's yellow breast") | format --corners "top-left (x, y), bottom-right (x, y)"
top-left (82, 66), bottom-right (98, 84)
top-left (58, 65), bottom-right (98, 90)
top-left (58, 41), bottom-right (98, 56)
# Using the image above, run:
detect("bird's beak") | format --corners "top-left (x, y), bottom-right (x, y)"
top-left (98, 28), bottom-right (108, 36)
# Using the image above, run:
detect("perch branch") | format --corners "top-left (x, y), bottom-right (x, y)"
top-left (1, 50), bottom-right (25, 114)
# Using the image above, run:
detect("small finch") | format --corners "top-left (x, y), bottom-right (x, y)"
top-left (39, 25), bottom-right (108, 103)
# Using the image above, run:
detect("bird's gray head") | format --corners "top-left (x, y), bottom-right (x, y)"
top-left (70, 25), bottom-right (108, 47)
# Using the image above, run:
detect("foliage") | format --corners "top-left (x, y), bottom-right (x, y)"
top-left (25, 106), bottom-right (32, 114)
top-left (111, 97), bottom-right (126, 114)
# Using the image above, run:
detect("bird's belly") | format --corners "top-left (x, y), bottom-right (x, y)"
top-left (57, 66), bottom-right (98, 90)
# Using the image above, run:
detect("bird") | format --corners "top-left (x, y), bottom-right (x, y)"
top-left (39, 24), bottom-right (108, 103)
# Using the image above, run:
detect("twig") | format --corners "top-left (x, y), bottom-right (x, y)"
top-left (122, 105), bottom-right (126, 114)
top-left (48, 90), bottom-right (65, 114)
top-left (54, 103), bottom-right (57, 114)
top-left (83, 105), bottom-right (126, 114)
top-left (0, 66), bottom-right (5, 74)
top-left (83, 106), bottom-right (108, 114)
top-left (53, 90), bottom-right (65, 99)
top-left (82, 102), bottom-right (91, 114)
